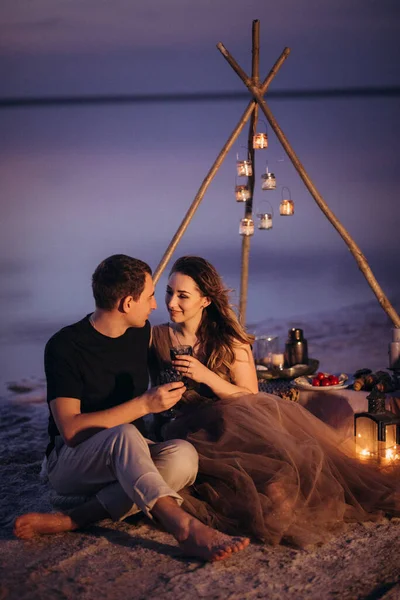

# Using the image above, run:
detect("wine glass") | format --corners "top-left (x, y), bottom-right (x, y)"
top-left (158, 367), bottom-right (184, 418)
top-left (170, 345), bottom-right (193, 361)
top-left (170, 345), bottom-right (193, 386)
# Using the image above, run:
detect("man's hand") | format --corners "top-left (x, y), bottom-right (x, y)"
top-left (144, 382), bottom-right (186, 414)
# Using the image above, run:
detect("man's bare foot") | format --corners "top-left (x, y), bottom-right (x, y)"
top-left (152, 496), bottom-right (249, 562)
top-left (14, 497), bottom-right (109, 539)
top-left (178, 516), bottom-right (250, 562)
top-left (13, 513), bottom-right (78, 539)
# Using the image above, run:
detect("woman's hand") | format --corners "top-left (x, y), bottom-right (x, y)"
top-left (172, 355), bottom-right (210, 384)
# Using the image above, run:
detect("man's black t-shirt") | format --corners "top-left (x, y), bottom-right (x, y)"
top-left (44, 315), bottom-right (150, 454)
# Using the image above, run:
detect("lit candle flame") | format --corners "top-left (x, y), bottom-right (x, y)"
top-left (385, 448), bottom-right (400, 461)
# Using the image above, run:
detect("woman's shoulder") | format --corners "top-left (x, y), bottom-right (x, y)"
top-left (150, 323), bottom-right (170, 348)
top-left (232, 339), bottom-right (253, 361)
top-left (152, 323), bottom-right (169, 334)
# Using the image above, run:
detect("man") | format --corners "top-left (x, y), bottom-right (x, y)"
top-left (14, 254), bottom-right (249, 561)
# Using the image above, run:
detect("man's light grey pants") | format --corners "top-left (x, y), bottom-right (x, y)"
top-left (47, 423), bottom-right (198, 521)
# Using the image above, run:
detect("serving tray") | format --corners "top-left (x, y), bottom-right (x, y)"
top-left (256, 358), bottom-right (319, 381)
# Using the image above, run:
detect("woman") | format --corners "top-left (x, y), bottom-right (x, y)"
top-left (149, 255), bottom-right (400, 548)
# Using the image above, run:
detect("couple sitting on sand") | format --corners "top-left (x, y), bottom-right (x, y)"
top-left (15, 254), bottom-right (400, 560)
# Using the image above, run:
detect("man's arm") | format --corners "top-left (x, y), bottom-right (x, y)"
top-left (50, 382), bottom-right (186, 447)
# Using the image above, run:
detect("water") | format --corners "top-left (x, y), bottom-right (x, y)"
top-left (1, 97), bottom-right (400, 391)
top-left (1, 247), bottom-right (399, 395)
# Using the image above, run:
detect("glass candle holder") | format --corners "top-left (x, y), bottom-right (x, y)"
top-left (261, 172), bottom-right (276, 190)
top-left (239, 218), bottom-right (254, 236)
top-left (280, 199), bottom-right (294, 216)
top-left (354, 411), bottom-right (400, 464)
top-left (236, 160), bottom-right (253, 177)
top-left (257, 212), bottom-right (273, 230)
top-left (253, 132), bottom-right (268, 149)
top-left (253, 336), bottom-right (279, 367)
top-left (235, 184), bottom-right (251, 202)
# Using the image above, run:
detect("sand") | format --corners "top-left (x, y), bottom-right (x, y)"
top-left (1, 301), bottom-right (400, 599)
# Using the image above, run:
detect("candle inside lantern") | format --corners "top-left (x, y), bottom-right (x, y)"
top-left (257, 213), bottom-right (273, 230)
top-left (271, 353), bottom-right (284, 369)
top-left (385, 446), bottom-right (399, 461)
top-left (360, 448), bottom-right (372, 458)
top-left (253, 336), bottom-right (279, 367)
top-left (354, 409), bottom-right (400, 464)
top-left (253, 133), bottom-right (268, 149)
top-left (261, 172), bottom-right (276, 190)
top-left (239, 218), bottom-right (254, 236)
top-left (355, 415), bottom-right (378, 460)
top-left (236, 160), bottom-right (253, 177)
top-left (280, 199), bottom-right (295, 216)
top-left (235, 184), bottom-right (251, 202)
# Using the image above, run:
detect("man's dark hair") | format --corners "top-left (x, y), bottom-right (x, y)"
top-left (92, 254), bottom-right (152, 309)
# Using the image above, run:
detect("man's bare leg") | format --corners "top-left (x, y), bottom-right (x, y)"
top-left (13, 497), bottom-right (108, 539)
top-left (14, 496), bottom-right (250, 562)
top-left (152, 496), bottom-right (250, 562)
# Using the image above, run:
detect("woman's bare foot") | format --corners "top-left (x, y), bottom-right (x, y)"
top-left (13, 513), bottom-right (78, 539)
top-left (178, 516), bottom-right (250, 562)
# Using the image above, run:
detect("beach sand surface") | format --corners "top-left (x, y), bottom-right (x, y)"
top-left (1, 301), bottom-right (400, 599)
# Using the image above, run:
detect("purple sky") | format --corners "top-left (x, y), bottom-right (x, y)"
top-left (0, 0), bottom-right (399, 335)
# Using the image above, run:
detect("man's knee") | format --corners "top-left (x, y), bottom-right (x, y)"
top-left (109, 423), bottom-right (148, 455)
top-left (112, 423), bottom-right (145, 438)
top-left (173, 439), bottom-right (199, 474)
top-left (154, 439), bottom-right (198, 488)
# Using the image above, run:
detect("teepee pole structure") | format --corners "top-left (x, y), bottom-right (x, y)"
top-left (238, 19), bottom-right (259, 325)
top-left (217, 36), bottom-right (400, 328)
top-left (153, 45), bottom-right (291, 284)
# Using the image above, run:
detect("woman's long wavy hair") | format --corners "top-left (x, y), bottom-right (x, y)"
top-left (169, 256), bottom-right (254, 381)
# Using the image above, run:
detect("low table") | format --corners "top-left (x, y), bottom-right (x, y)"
top-left (259, 380), bottom-right (400, 442)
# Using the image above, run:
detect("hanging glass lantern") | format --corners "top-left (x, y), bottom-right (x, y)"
top-left (253, 132), bottom-right (268, 150)
top-left (257, 212), bottom-right (273, 230)
top-left (239, 218), bottom-right (254, 236)
top-left (280, 199), bottom-right (294, 216)
top-left (253, 120), bottom-right (268, 149)
top-left (236, 159), bottom-right (253, 177)
top-left (261, 167), bottom-right (276, 191)
top-left (256, 199), bottom-right (273, 230)
top-left (236, 151), bottom-right (253, 177)
top-left (280, 187), bottom-right (294, 216)
top-left (354, 390), bottom-right (400, 464)
top-left (235, 184), bottom-right (251, 202)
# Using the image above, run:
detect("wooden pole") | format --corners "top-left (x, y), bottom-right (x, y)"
top-left (239, 19), bottom-right (260, 325)
top-left (217, 42), bottom-right (400, 328)
top-left (153, 47), bottom-right (291, 284)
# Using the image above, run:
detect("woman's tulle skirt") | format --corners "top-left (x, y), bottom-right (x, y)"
top-left (162, 393), bottom-right (400, 547)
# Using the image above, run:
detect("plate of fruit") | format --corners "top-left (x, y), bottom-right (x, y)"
top-left (292, 371), bottom-right (353, 391)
